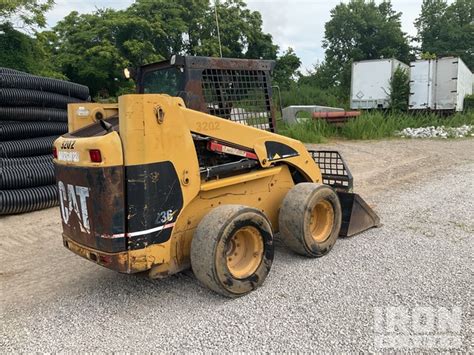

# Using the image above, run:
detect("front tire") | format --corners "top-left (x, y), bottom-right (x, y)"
top-left (279, 183), bottom-right (341, 257)
top-left (191, 205), bottom-right (274, 297)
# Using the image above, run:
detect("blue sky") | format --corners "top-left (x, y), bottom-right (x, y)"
top-left (44, 0), bottom-right (448, 72)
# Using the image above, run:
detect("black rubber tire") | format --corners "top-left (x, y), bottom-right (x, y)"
top-left (0, 121), bottom-right (67, 140)
top-left (0, 163), bottom-right (55, 189)
top-left (279, 183), bottom-right (342, 257)
top-left (1, 74), bottom-right (90, 100)
top-left (0, 184), bottom-right (59, 215)
top-left (0, 154), bottom-right (53, 168)
top-left (191, 205), bottom-right (274, 298)
top-left (0, 88), bottom-right (83, 109)
top-left (0, 107), bottom-right (68, 122)
top-left (0, 136), bottom-right (57, 158)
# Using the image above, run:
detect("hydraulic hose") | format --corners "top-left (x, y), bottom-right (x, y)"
top-left (0, 88), bottom-right (83, 109)
top-left (0, 154), bottom-right (53, 168)
top-left (0, 106), bottom-right (68, 122)
top-left (0, 136), bottom-right (57, 158)
top-left (1, 163), bottom-right (55, 189)
top-left (0, 184), bottom-right (58, 215)
top-left (0, 121), bottom-right (68, 141)
top-left (1, 74), bottom-right (90, 100)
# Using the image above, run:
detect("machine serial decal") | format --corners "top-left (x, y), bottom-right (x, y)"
top-left (58, 151), bottom-right (80, 162)
top-left (60, 140), bottom-right (76, 149)
top-left (155, 209), bottom-right (175, 224)
top-left (58, 181), bottom-right (90, 233)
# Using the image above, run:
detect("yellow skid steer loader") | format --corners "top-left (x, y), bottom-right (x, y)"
top-left (54, 56), bottom-right (379, 297)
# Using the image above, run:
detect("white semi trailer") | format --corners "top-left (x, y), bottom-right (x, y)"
top-left (409, 57), bottom-right (473, 112)
top-left (350, 59), bottom-right (409, 110)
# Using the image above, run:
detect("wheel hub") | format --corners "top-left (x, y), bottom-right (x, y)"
top-left (226, 226), bottom-right (264, 279)
top-left (309, 200), bottom-right (334, 242)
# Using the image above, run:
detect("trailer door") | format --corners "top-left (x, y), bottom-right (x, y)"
top-left (409, 60), bottom-right (434, 110)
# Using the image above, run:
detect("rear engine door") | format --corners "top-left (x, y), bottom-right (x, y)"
top-left (54, 119), bottom-right (126, 253)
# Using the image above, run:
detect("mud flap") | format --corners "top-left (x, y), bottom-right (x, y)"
top-left (337, 191), bottom-right (380, 237)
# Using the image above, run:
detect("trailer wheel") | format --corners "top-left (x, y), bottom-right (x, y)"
top-left (191, 205), bottom-right (274, 297)
top-left (279, 183), bottom-right (341, 257)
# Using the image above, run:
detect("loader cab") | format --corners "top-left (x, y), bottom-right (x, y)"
top-left (137, 59), bottom-right (186, 96)
top-left (133, 55), bottom-right (277, 132)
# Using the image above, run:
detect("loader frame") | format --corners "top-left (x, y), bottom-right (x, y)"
top-left (54, 56), bottom-right (379, 286)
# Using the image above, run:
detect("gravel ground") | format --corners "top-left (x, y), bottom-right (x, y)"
top-left (1, 139), bottom-right (473, 352)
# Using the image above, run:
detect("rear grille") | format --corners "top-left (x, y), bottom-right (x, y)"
top-left (309, 150), bottom-right (353, 191)
top-left (201, 68), bottom-right (273, 131)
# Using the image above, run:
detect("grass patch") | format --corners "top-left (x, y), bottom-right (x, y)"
top-left (278, 119), bottom-right (336, 143)
top-left (277, 111), bottom-right (474, 142)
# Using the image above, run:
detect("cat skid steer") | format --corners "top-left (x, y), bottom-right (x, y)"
top-left (54, 55), bottom-right (379, 297)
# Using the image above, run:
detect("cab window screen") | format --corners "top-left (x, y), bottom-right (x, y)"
top-left (201, 68), bottom-right (273, 131)
top-left (142, 67), bottom-right (184, 95)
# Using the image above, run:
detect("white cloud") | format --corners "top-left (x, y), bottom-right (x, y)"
top-left (44, 0), bottom-right (455, 70)
top-left (245, 0), bottom-right (424, 71)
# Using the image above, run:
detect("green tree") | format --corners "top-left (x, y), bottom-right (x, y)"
top-left (125, 0), bottom-right (277, 59)
top-left (389, 65), bottom-right (409, 111)
top-left (0, 23), bottom-right (40, 71)
top-left (0, 22), bottom-right (63, 76)
top-left (414, 0), bottom-right (448, 52)
top-left (49, 10), bottom-right (131, 96)
top-left (321, 0), bottom-right (411, 93)
top-left (0, 0), bottom-right (59, 74)
top-left (47, 0), bottom-right (279, 96)
top-left (0, 0), bottom-right (54, 29)
top-left (415, 0), bottom-right (474, 69)
top-left (273, 48), bottom-right (301, 90)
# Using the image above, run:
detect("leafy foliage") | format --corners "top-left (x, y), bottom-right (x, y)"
top-left (45, 0), bottom-right (280, 96)
top-left (1, 0), bottom-right (471, 109)
top-left (0, 23), bottom-right (39, 71)
top-left (46, 10), bottom-right (133, 96)
top-left (320, 0), bottom-right (411, 93)
top-left (415, 0), bottom-right (474, 70)
top-left (420, 52), bottom-right (437, 60)
top-left (0, 22), bottom-right (63, 77)
top-left (389, 65), bottom-right (410, 112)
top-left (0, 0), bottom-right (54, 29)
top-left (273, 48), bottom-right (301, 90)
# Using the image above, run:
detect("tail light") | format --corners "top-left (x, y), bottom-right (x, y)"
top-left (89, 149), bottom-right (102, 162)
top-left (53, 147), bottom-right (57, 159)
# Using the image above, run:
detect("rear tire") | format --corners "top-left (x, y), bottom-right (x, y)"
top-left (191, 205), bottom-right (274, 297)
top-left (279, 183), bottom-right (341, 257)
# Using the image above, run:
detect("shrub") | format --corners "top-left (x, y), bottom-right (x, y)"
top-left (389, 66), bottom-right (410, 112)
